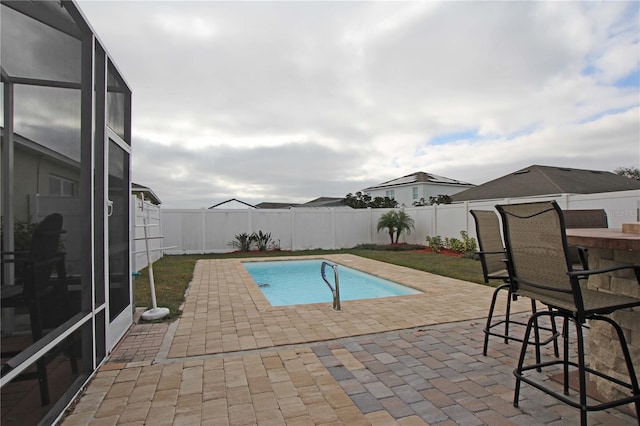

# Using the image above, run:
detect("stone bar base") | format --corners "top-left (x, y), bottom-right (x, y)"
top-left (587, 248), bottom-right (640, 403)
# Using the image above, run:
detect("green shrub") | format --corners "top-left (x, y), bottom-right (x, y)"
top-left (430, 231), bottom-right (477, 254)
top-left (229, 232), bottom-right (253, 251)
top-left (252, 231), bottom-right (272, 251)
top-left (459, 231), bottom-right (477, 253)
top-left (425, 235), bottom-right (443, 253)
top-left (445, 237), bottom-right (464, 252)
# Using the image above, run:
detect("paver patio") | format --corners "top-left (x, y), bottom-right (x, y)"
top-left (61, 255), bottom-right (638, 425)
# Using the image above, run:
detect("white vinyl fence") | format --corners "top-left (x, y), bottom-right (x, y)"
top-left (132, 196), bottom-right (163, 272)
top-left (160, 190), bottom-right (640, 254)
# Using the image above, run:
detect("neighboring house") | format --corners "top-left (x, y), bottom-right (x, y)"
top-left (9, 132), bottom-right (81, 220)
top-left (362, 171), bottom-right (475, 207)
top-left (300, 197), bottom-right (346, 207)
top-left (209, 198), bottom-right (257, 209)
top-left (451, 165), bottom-right (640, 202)
top-left (132, 182), bottom-right (162, 205)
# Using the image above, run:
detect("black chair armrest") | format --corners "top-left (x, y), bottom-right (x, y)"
top-left (1, 251), bottom-right (30, 257)
top-left (1, 251), bottom-right (32, 262)
top-left (475, 249), bottom-right (507, 256)
top-left (2, 257), bottom-right (34, 264)
top-left (568, 264), bottom-right (640, 282)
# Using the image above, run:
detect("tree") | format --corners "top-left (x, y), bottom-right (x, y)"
top-left (393, 209), bottom-right (415, 244)
top-left (376, 211), bottom-right (397, 244)
top-left (371, 196), bottom-right (399, 208)
top-left (413, 198), bottom-right (427, 207)
top-left (343, 192), bottom-right (370, 208)
top-left (376, 209), bottom-right (415, 244)
top-left (428, 194), bottom-right (453, 205)
top-left (343, 192), bottom-right (398, 209)
top-left (614, 166), bottom-right (640, 181)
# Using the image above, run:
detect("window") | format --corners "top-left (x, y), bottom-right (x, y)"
top-left (49, 175), bottom-right (77, 196)
top-left (412, 187), bottom-right (418, 200)
top-left (385, 190), bottom-right (395, 199)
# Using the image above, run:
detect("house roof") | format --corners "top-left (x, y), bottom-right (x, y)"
top-left (208, 198), bottom-right (257, 209)
top-left (254, 202), bottom-right (300, 209)
top-left (255, 197), bottom-right (347, 209)
top-left (363, 171), bottom-right (475, 191)
top-left (301, 197), bottom-right (346, 207)
top-left (132, 183), bottom-right (162, 205)
top-left (451, 165), bottom-right (640, 202)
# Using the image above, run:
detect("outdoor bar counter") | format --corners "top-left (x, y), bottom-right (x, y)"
top-left (566, 226), bottom-right (640, 402)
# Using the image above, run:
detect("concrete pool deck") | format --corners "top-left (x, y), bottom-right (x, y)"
top-left (61, 255), bottom-right (638, 425)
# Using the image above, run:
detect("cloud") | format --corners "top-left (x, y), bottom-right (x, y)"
top-left (77, 1), bottom-right (640, 208)
top-left (131, 136), bottom-right (380, 207)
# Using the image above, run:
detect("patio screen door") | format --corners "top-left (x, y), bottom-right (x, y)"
top-left (107, 133), bottom-right (132, 350)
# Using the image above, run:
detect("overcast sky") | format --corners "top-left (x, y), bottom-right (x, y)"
top-left (77, 1), bottom-right (640, 209)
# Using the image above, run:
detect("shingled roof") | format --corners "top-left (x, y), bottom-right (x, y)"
top-left (451, 165), bottom-right (640, 202)
top-left (363, 171), bottom-right (474, 190)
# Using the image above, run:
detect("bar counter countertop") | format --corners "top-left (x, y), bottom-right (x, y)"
top-left (566, 227), bottom-right (640, 251)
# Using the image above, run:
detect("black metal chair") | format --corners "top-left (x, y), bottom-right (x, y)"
top-left (1, 213), bottom-right (76, 406)
top-left (496, 201), bottom-right (640, 425)
top-left (470, 210), bottom-right (558, 358)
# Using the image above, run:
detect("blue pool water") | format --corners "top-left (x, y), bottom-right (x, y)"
top-left (243, 259), bottom-right (421, 306)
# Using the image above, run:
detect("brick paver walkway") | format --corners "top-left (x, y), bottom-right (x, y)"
top-left (61, 256), bottom-right (638, 425)
top-left (170, 255), bottom-right (523, 358)
top-left (107, 321), bottom-right (169, 364)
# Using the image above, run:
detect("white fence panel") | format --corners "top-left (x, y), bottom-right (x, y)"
top-left (565, 191), bottom-right (639, 227)
top-left (160, 190), bottom-right (640, 254)
top-left (292, 208), bottom-right (335, 250)
top-left (334, 209), bottom-right (372, 248)
top-left (433, 204), bottom-right (471, 241)
top-left (204, 210), bottom-right (251, 252)
top-left (248, 209), bottom-right (293, 250)
top-left (406, 207), bottom-right (434, 245)
top-left (161, 209), bottom-right (206, 254)
top-left (132, 197), bottom-right (163, 272)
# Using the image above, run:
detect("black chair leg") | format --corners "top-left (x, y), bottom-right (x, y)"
top-left (515, 311), bottom-right (640, 425)
top-left (513, 311), bottom-right (540, 408)
top-left (483, 283), bottom-right (510, 356)
top-left (531, 300), bottom-right (542, 371)
top-left (574, 318), bottom-right (588, 426)
top-left (484, 286), bottom-right (559, 359)
top-left (35, 358), bottom-right (50, 406)
top-left (504, 287), bottom-right (513, 344)
top-left (549, 307), bottom-right (559, 358)
top-left (562, 317), bottom-right (570, 396)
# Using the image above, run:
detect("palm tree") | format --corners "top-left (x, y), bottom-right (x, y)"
top-left (394, 209), bottom-right (415, 243)
top-left (377, 211), bottom-right (397, 244)
top-left (376, 209), bottom-right (415, 244)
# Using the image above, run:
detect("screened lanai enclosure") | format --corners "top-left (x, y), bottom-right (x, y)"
top-left (1, 1), bottom-right (133, 424)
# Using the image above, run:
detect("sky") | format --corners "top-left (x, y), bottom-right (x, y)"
top-left (76, 1), bottom-right (640, 209)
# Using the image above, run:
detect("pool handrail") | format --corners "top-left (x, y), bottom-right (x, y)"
top-left (321, 261), bottom-right (341, 311)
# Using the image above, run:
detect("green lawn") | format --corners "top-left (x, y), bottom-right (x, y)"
top-left (133, 249), bottom-right (487, 321)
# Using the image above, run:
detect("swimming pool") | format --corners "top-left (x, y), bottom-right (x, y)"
top-left (243, 259), bottom-right (421, 306)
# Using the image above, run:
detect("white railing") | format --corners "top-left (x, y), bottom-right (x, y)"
top-left (160, 190), bottom-right (640, 254)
